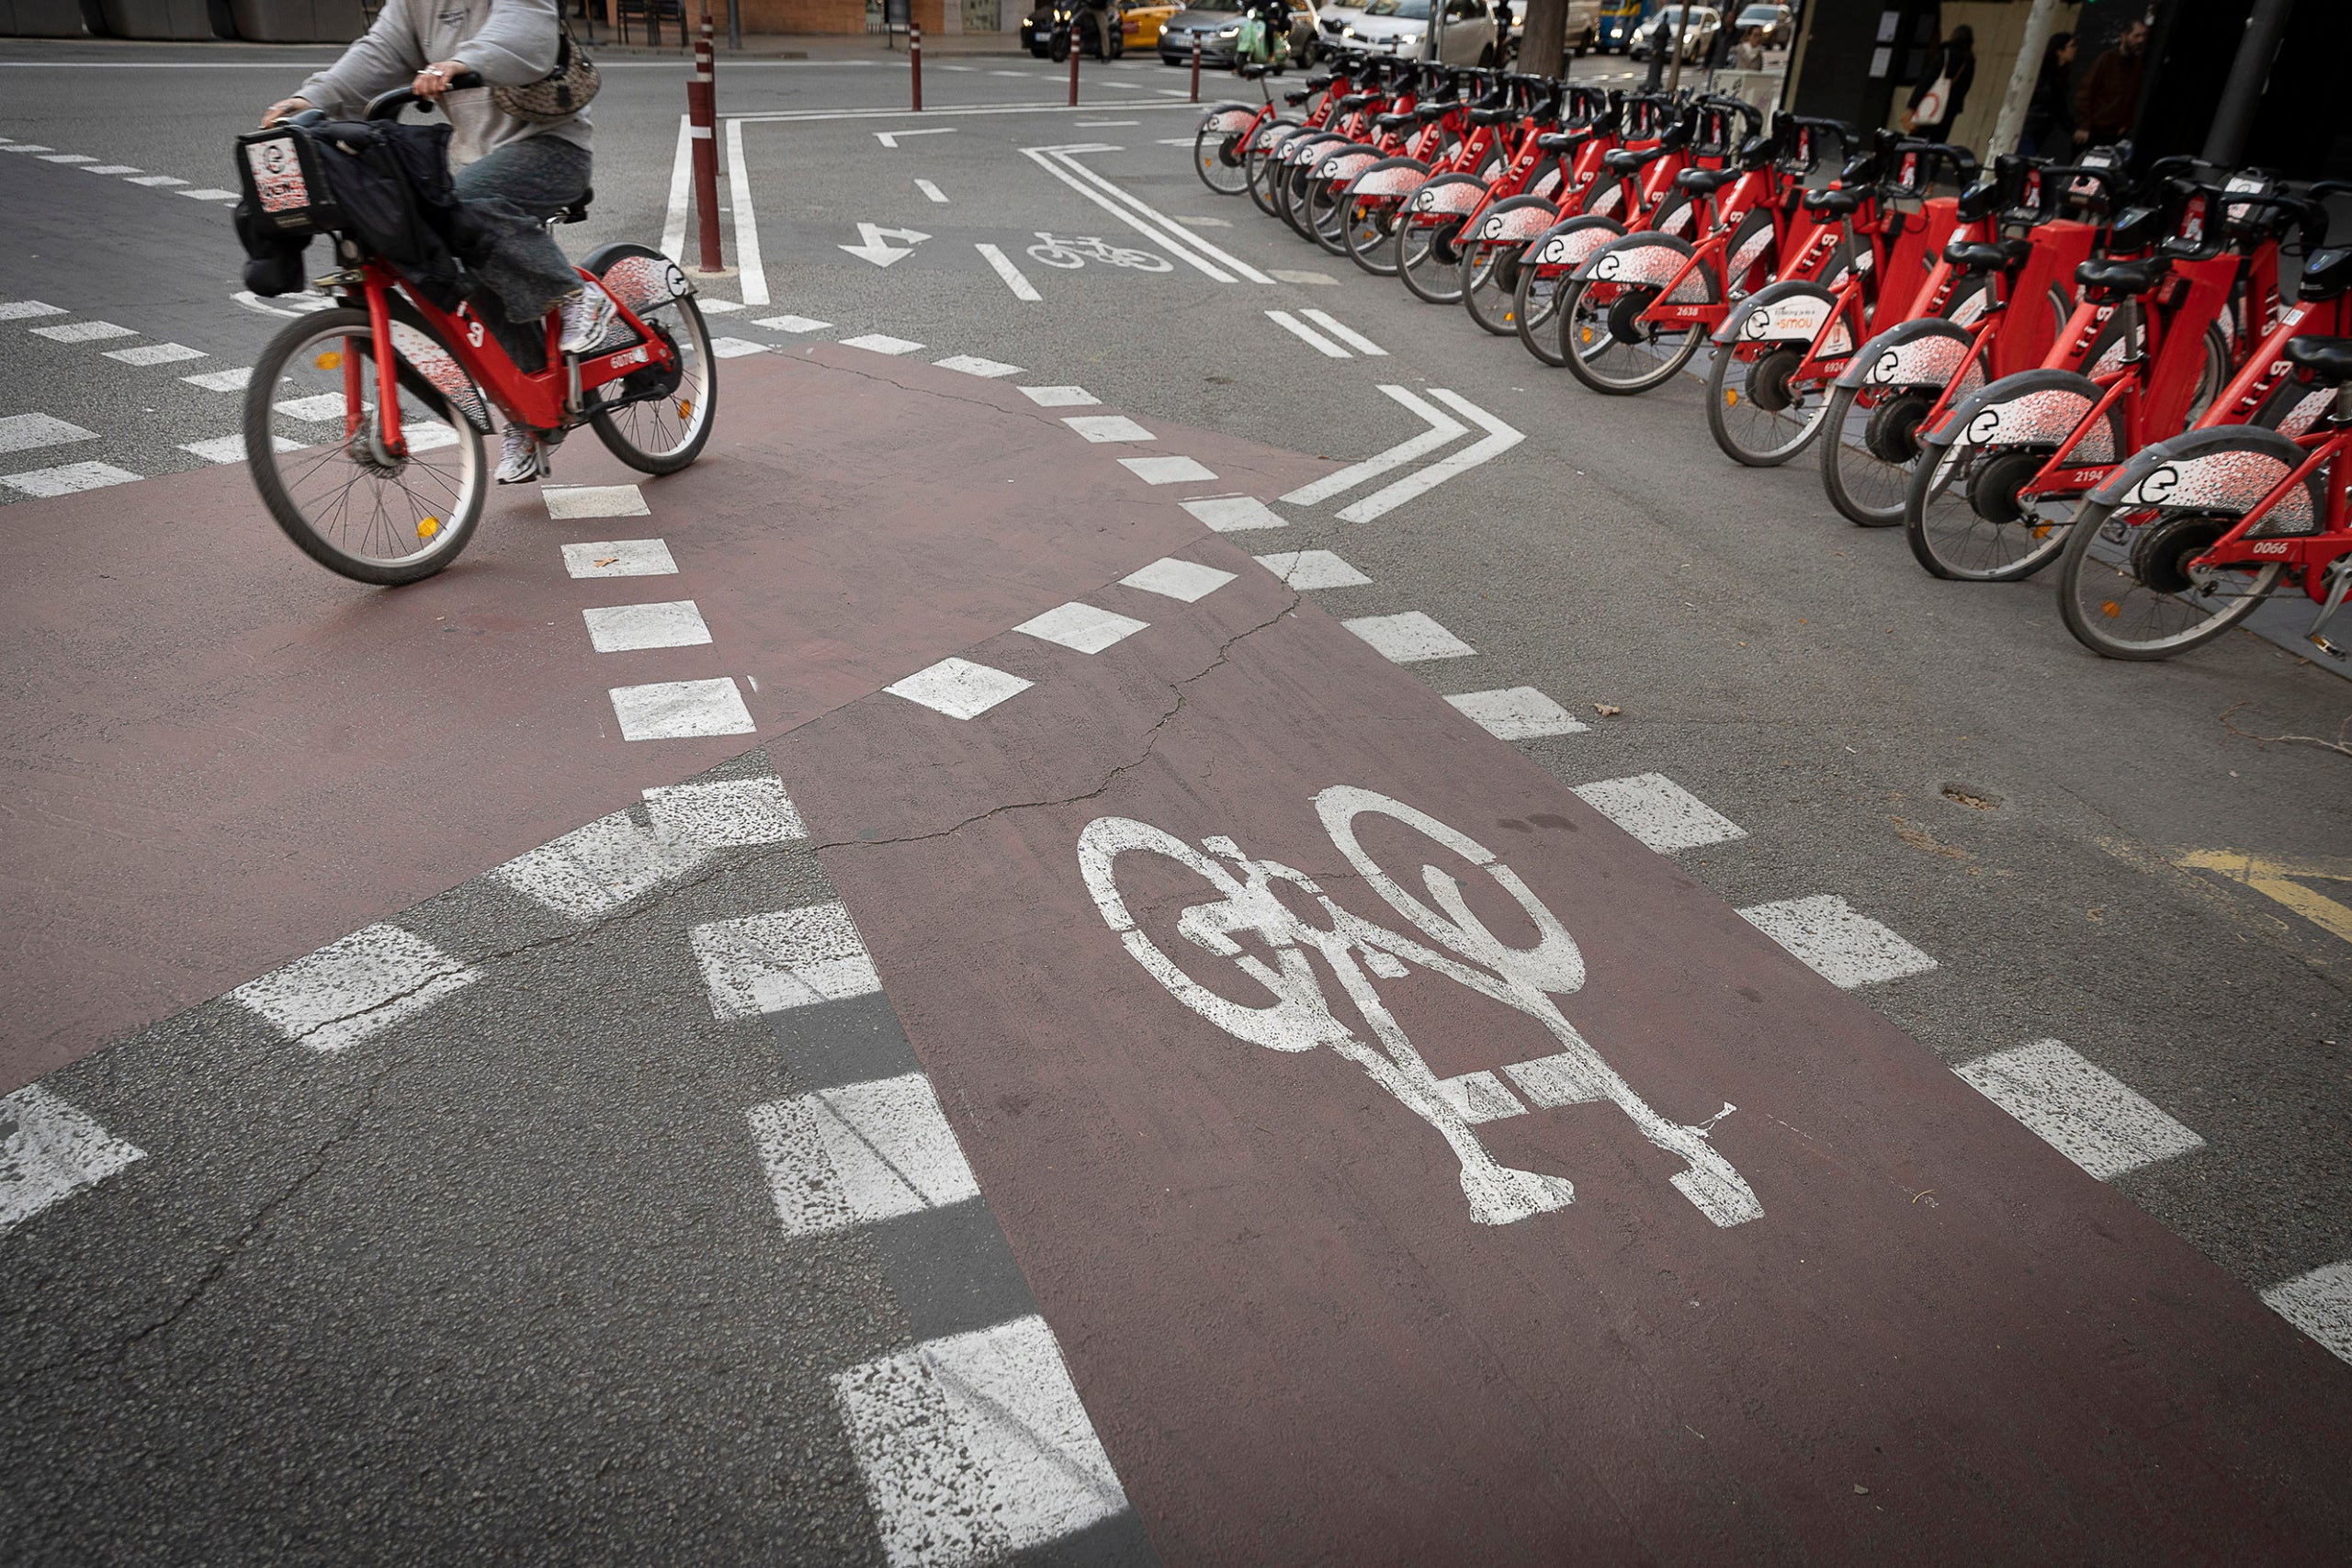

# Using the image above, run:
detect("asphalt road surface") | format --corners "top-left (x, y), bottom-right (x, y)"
top-left (4, 37), bottom-right (2349, 1567)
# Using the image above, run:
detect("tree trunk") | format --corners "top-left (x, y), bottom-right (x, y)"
top-left (1520, 0), bottom-right (1566, 79)
top-left (1988, 0), bottom-right (2064, 160)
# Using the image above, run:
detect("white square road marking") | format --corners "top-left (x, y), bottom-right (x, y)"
top-left (1955, 1040), bottom-right (2205, 1182)
top-left (1015, 601), bottom-right (1150, 653)
top-left (695, 298), bottom-right (744, 313)
top-left (1182, 495), bottom-right (1287, 533)
top-left (30, 320), bottom-right (136, 343)
top-left (693, 902), bottom-right (882, 1019)
top-left (104, 342), bottom-right (205, 366)
top-left (183, 367), bottom-right (253, 391)
top-left (0, 412), bottom-right (97, 456)
top-left (1064, 414), bottom-right (1155, 443)
top-left (229, 924), bottom-right (478, 1054)
top-left (933, 354), bottom-right (1023, 378)
top-left (125, 175), bottom-right (188, 186)
top-left (38, 153), bottom-right (96, 164)
top-left (84, 165), bottom-right (142, 175)
top-left (3, 461), bottom-right (140, 498)
top-left (180, 434), bottom-right (300, 465)
top-left (1571, 773), bottom-right (1747, 853)
top-left (1342, 612), bottom-right (1476, 662)
top-left (1121, 557), bottom-right (1237, 603)
top-left (274, 392), bottom-right (346, 422)
top-left (608, 677), bottom-right (757, 740)
top-left (491, 809), bottom-right (708, 919)
top-left (179, 188), bottom-right (240, 201)
top-left (1255, 549), bottom-right (1371, 591)
top-left (1270, 268), bottom-right (1338, 286)
top-left (643, 776), bottom-right (804, 847)
top-left (840, 333), bottom-right (924, 355)
top-left (543, 482), bottom-right (650, 519)
top-left (710, 336), bottom-right (768, 358)
top-left (1736, 895), bottom-right (1938, 988)
top-left (753, 314), bottom-right (832, 333)
top-left (583, 599), bottom-right (713, 653)
top-left (562, 538), bottom-right (678, 578)
top-left (2263, 1262), bottom-right (2352, 1367)
top-left (886, 657), bottom-right (1033, 720)
top-left (1444, 687), bottom-right (1588, 740)
top-left (1, 1087), bottom-right (144, 1241)
top-left (1119, 455), bottom-right (1216, 485)
top-left (0, 145), bottom-right (55, 154)
top-left (1019, 385), bottom-right (1098, 407)
top-left (833, 1314), bottom-right (1131, 1568)
top-left (747, 1073), bottom-right (980, 1237)
top-left (0, 300), bottom-right (67, 321)
top-left (1301, 309), bottom-right (1386, 355)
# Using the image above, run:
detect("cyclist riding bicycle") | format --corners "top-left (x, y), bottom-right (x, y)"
top-left (261, 0), bottom-right (605, 485)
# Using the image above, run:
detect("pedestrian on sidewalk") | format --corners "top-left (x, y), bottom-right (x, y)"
top-left (1902, 22), bottom-right (1973, 144)
top-left (2072, 17), bottom-right (2149, 150)
top-left (2019, 30), bottom-right (2076, 159)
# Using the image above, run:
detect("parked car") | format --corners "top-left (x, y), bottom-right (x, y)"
top-left (1341, 0), bottom-right (1506, 67)
top-left (1595, 0), bottom-right (1647, 52)
top-left (1123, 0), bottom-right (1182, 49)
top-left (1157, 0), bottom-right (1320, 65)
top-left (1316, 0), bottom-right (1370, 46)
top-left (1629, 4), bottom-right (1719, 62)
top-left (1731, 1), bottom-right (1789, 47)
top-left (1025, 0), bottom-right (1129, 58)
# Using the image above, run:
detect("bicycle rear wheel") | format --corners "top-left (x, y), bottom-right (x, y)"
top-left (2056, 502), bottom-right (2285, 660)
top-left (1193, 122), bottom-right (1250, 196)
top-left (1556, 279), bottom-right (1701, 394)
top-left (1341, 191), bottom-right (1401, 276)
top-left (1460, 240), bottom-right (1521, 336)
top-left (587, 252), bottom-right (716, 475)
top-left (244, 306), bottom-right (486, 587)
top-left (1902, 440), bottom-right (2074, 581)
top-left (1705, 343), bottom-right (1833, 467)
top-left (1396, 216), bottom-right (1468, 304)
top-left (1819, 383), bottom-right (1927, 526)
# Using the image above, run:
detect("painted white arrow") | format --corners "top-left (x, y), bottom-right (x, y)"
top-left (1337, 389), bottom-right (1523, 523)
top-left (1282, 386), bottom-right (1467, 507)
top-left (839, 222), bottom-right (933, 266)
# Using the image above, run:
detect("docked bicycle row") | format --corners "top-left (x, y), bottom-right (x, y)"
top-left (1189, 51), bottom-right (2352, 666)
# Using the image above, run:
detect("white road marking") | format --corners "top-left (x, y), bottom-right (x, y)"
top-left (183, 367), bottom-right (253, 391)
top-left (492, 809), bottom-right (708, 919)
top-left (0, 144), bottom-right (55, 152)
top-left (975, 242), bottom-right (1044, 302)
top-left (229, 924), bottom-right (478, 1053)
top-left (2263, 1262), bottom-right (2352, 1366)
top-left (1299, 309), bottom-right (1385, 355)
top-left (1063, 414), bottom-right (1154, 443)
top-left (841, 333), bottom-right (926, 355)
top-left (1171, 213), bottom-right (1232, 227)
top-left (406, 418), bottom-right (460, 451)
top-left (0, 412), bottom-right (96, 455)
top-left (914, 177), bottom-right (949, 203)
top-left (1120, 557), bottom-right (1235, 603)
top-left (607, 677), bottom-right (758, 740)
top-left (1269, 268), bottom-right (1338, 286)
top-left (1181, 494), bottom-right (1286, 532)
top-left (1444, 687), bottom-right (1588, 740)
top-left (274, 392), bottom-right (345, 422)
top-left (582, 599), bottom-right (714, 653)
top-left (886, 657), bottom-right (1034, 720)
top-left (695, 298), bottom-right (744, 313)
top-left (1075, 119), bottom-right (1139, 126)
top-left (747, 1073), bottom-right (981, 1236)
top-left (29, 320), bottom-right (135, 343)
top-left (1338, 389), bottom-right (1524, 524)
top-left (178, 433), bottom-right (299, 464)
top-left (179, 188), bottom-right (239, 201)
top-left (660, 112), bottom-right (693, 264)
top-left (1955, 1040), bottom-right (2206, 1181)
top-left (693, 902), bottom-right (883, 1019)
top-left (874, 127), bottom-right (958, 147)
top-left (1736, 895), bottom-right (1939, 988)
top-left (989, 68), bottom-right (1030, 76)
top-left (1343, 611), bottom-right (1477, 662)
top-left (1265, 309), bottom-right (1351, 357)
top-left (0, 1087), bottom-right (144, 1241)
top-left (2, 460), bottom-right (139, 497)
top-left (1015, 601), bottom-right (1150, 653)
top-left (1281, 385), bottom-right (1466, 507)
top-left (832, 1315), bottom-right (1131, 1568)
top-left (933, 354), bottom-right (1024, 378)
top-left (103, 341), bottom-right (205, 366)
top-left (724, 117), bottom-right (769, 304)
top-left (82, 164), bottom-right (140, 175)
top-left (1254, 548), bottom-right (1370, 590)
top-left (0, 300), bottom-right (66, 320)
top-left (643, 776), bottom-right (805, 847)
top-left (1118, 455), bottom-right (1215, 485)
top-left (1572, 773), bottom-right (1748, 853)
top-left (752, 313), bottom-right (832, 333)
top-left (1021, 143), bottom-right (1275, 284)
top-left (124, 174), bottom-right (187, 186)
top-left (1018, 384), bottom-right (1097, 406)
top-left (231, 289), bottom-right (334, 317)
top-left (841, 220), bottom-right (931, 267)
top-left (38, 152), bottom-right (96, 163)
top-left (543, 482), bottom-right (650, 519)
top-left (562, 538), bottom-right (678, 578)
top-left (710, 336), bottom-right (769, 357)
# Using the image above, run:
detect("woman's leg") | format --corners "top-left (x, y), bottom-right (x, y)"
top-left (452, 136), bottom-right (594, 322)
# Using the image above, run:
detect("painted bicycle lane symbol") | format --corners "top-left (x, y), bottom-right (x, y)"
top-left (1078, 787), bottom-right (1760, 1229)
top-left (1024, 232), bottom-right (1172, 273)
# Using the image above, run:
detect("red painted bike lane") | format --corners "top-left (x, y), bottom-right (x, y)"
top-left (775, 533), bottom-right (2352, 1564)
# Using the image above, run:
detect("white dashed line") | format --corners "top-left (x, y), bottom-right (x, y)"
top-left (752, 314), bottom-right (832, 333)
top-left (693, 902), bottom-right (883, 1019)
top-left (178, 188), bottom-right (240, 201)
top-left (643, 776), bottom-right (805, 847)
top-left (229, 924), bottom-right (479, 1054)
top-left (710, 336), bottom-right (769, 357)
top-left (124, 174), bottom-right (188, 186)
top-left (1342, 611), bottom-right (1476, 662)
top-left (178, 434), bottom-right (300, 464)
top-left (2, 460), bottom-right (140, 497)
top-left (1444, 687), bottom-right (1588, 740)
top-left (582, 599), bottom-right (715, 654)
top-left (104, 342), bottom-right (206, 366)
top-left (1299, 309), bottom-right (1385, 355)
top-left (491, 809), bottom-right (708, 919)
top-left (915, 178), bottom-right (950, 203)
top-left (976, 242), bottom-right (1045, 302)
top-left (1015, 601), bottom-right (1150, 653)
top-left (561, 538), bottom-right (678, 578)
top-left (2263, 1263), bottom-right (2352, 1366)
top-left (1266, 309), bottom-right (1351, 357)
top-left (1063, 414), bottom-right (1155, 443)
top-left (544, 482), bottom-right (651, 519)
top-left (885, 657), bottom-right (1034, 720)
top-left (840, 333), bottom-right (925, 355)
top-left (0, 412), bottom-right (96, 456)
top-left (29, 320), bottom-right (135, 343)
top-left (182, 367), bottom-right (253, 391)
top-left (607, 677), bottom-right (758, 740)
top-left (1254, 548), bottom-right (1371, 590)
top-left (748, 1073), bottom-right (981, 1236)
top-left (1955, 1040), bottom-right (2206, 1181)
top-left (82, 164), bottom-right (141, 175)
top-left (1736, 895), bottom-right (1939, 988)
top-left (0, 1087), bottom-right (144, 1242)
top-left (274, 392), bottom-right (345, 422)
top-left (38, 152), bottom-right (96, 164)
top-left (1018, 384), bottom-right (1097, 407)
top-left (1120, 557), bottom-right (1236, 603)
top-left (0, 300), bottom-right (67, 320)
top-left (724, 118), bottom-right (770, 305)
top-left (1182, 494), bottom-right (1286, 532)
top-left (1118, 455), bottom-right (1216, 485)
top-left (1571, 773), bottom-right (1748, 853)
top-left (696, 298), bottom-right (744, 313)
top-left (933, 354), bottom-right (1024, 378)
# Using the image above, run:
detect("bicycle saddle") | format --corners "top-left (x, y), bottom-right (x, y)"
top-left (1467, 106), bottom-right (1517, 126)
top-left (1942, 237), bottom-right (2031, 272)
top-left (1602, 145), bottom-right (1667, 173)
top-left (1337, 93), bottom-right (1374, 109)
top-left (2075, 254), bottom-right (2169, 298)
top-left (1373, 111), bottom-right (1417, 130)
top-left (2301, 245), bottom-right (2352, 302)
top-left (1283, 89), bottom-right (1311, 105)
top-left (1803, 187), bottom-right (1864, 216)
top-left (2282, 335), bottom-right (2352, 386)
top-left (1674, 167), bottom-right (1736, 195)
top-left (1536, 126), bottom-right (1601, 152)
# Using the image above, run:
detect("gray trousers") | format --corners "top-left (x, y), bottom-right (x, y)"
top-left (453, 133), bottom-right (593, 321)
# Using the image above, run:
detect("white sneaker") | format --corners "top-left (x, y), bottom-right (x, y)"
top-left (497, 427), bottom-right (549, 484)
top-left (558, 285), bottom-right (618, 355)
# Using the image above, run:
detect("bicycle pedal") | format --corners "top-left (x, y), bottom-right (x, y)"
top-left (2310, 634), bottom-right (2347, 660)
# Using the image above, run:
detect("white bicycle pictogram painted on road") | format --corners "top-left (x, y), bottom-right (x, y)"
top-left (1024, 231), bottom-right (1173, 272)
top-left (1078, 787), bottom-right (1761, 1229)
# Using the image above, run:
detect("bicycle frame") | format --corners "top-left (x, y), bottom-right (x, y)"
top-left (2189, 424), bottom-right (2352, 601)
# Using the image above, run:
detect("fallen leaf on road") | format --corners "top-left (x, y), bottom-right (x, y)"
top-left (1593, 703), bottom-right (1623, 717)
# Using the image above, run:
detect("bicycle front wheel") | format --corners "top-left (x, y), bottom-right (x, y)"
top-left (2055, 502), bottom-right (2286, 660)
top-left (588, 258), bottom-right (717, 475)
top-left (1193, 122), bottom-right (1250, 196)
top-left (1902, 440), bottom-right (2073, 582)
top-left (1341, 191), bottom-right (1401, 276)
top-left (1396, 216), bottom-right (1468, 304)
top-left (244, 306), bottom-right (486, 587)
top-left (1705, 343), bottom-right (1833, 467)
top-left (1820, 383), bottom-right (1928, 526)
top-left (1556, 279), bottom-right (1700, 394)
top-left (1460, 240), bottom-right (1521, 337)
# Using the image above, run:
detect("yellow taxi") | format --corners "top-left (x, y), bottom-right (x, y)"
top-left (1122, 1), bottom-right (1182, 51)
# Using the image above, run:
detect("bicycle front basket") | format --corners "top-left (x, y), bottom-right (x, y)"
top-left (234, 124), bottom-right (345, 237)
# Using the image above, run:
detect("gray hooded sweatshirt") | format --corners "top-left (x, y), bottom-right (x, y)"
top-left (295, 0), bottom-right (592, 167)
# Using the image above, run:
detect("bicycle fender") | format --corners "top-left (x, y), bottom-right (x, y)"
top-left (1835, 317), bottom-right (1976, 394)
top-left (586, 244), bottom-right (691, 320)
top-left (1280, 131), bottom-right (1347, 167)
top-left (1313, 141), bottom-right (1387, 185)
top-left (1575, 232), bottom-right (1708, 304)
top-left (1716, 280), bottom-right (1841, 349)
top-left (1348, 156), bottom-right (1432, 200)
top-left (2085, 424), bottom-right (2322, 531)
top-left (385, 317), bottom-right (494, 434)
top-left (1470, 194), bottom-right (1561, 244)
top-left (1525, 214), bottom-right (1625, 270)
top-left (1925, 369), bottom-right (2117, 460)
top-left (1408, 173), bottom-right (1490, 217)
top-left (1200, 102), bottom-right (1260, 137)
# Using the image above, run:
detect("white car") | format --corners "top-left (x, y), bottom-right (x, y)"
top-left (1341, 0), bottom-right (1506, 66)
top-left (1630, 5), bottom-right (1721, 63)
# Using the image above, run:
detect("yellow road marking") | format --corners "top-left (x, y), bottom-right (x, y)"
top-left (2176, 849), bottom-right (2352, 945)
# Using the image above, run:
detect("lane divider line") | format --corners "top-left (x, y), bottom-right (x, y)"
top-left (975, 243), bottom-right (1044, 302)
top-left (660, 112), bottom-right (693, 265)
top-left (1265, 310), bottom-right (1351, 358)
top-left (1299, 309), bottom-right (1385, 355)
top-left (724, 118), bottom-right (770, 307)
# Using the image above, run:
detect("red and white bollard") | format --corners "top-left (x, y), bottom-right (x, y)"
top-left (689, 14), bottom-right (723, 273)
top-left (1190, 35), bottom-right (1201, 103)
top-left (910, 20), bottom-right (922, 112)
top-left (1068, 24), bottom-right (1081, 106)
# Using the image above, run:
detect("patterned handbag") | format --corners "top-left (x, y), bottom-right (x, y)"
top-left (492, 18), bottom-right (602, 124)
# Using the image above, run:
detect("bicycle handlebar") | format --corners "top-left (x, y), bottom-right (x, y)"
top-left (363, 70), bottom-right (484, 121)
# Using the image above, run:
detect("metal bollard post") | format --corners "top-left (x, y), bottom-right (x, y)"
top-left (910, 20), bottom-right (922, 111)
top-left (1191, 35), bottom-right (1201, 103)
top-left (689, 22), bottom-right (723, 273)
top-left (1068, 21), bottom-right (1080, 106)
